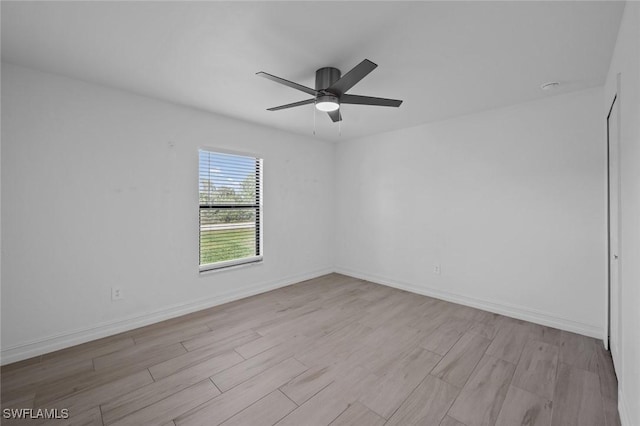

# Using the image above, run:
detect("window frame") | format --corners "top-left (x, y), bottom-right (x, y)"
top-left (198, 147), bottom-right (263, 273)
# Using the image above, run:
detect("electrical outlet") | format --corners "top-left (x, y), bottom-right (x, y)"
top-left (111, 287), bottom-right (124, 301)
top-left (434, 264), bottom-right (441, 275)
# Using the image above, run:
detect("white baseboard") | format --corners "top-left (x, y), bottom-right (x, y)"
top-left (618, 386), bottom-right (633, 426)
top-left (335, 267), bottom-right (603, 339)
top-left (0, 267), bottom-right (333, 365)
top-left (1, 265), bottom-right (605, 365)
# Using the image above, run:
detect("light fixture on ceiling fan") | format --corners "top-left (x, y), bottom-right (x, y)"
top-left (315, 95), bottom-right (340, 112)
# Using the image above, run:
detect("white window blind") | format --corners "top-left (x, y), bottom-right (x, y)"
top-left (199, 149), bottom-right (263, 271)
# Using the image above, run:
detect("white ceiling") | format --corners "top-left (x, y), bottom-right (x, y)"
top-left (1, 1), bottom-right (624, 142)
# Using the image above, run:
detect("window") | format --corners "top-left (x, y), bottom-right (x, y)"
top-left (199, 149), bottom-right (262, 271)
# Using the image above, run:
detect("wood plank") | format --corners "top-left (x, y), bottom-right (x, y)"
top-left (420, 318), bottom-right (470, 356)
top-left (282, 342), bottom-right (381, 407)
top-left (32, 365), bottom-right (148, 408)
top-left (0, 393), bottom-right (35, 410)
top-left (149, 331), bottom-right (259, 380)
top-left (594, 343), bottom-right (618, 402)
top-left (485, 323), bottom-right (530, 364)
top-left (447, 354), bottom-right (515, 426)
top-left (127, 312), bottom-right (212, 338)
top-left (46, 370), bottom-right (153, 420)
top-left (212, 335), bottom-right (313, 392)
top-left (407, 298), bottom-right (450, 325)
top-left (175, 357), bottom-right (307, 426)
top-left (279, 363), bottom-right (340, 406)
top-left (452, 305), bottom-right (495, 323)
top-left (294, 321), bottom-right (373, 368)
top-left (110, 380), bottom-right (220, 426)
top-left (551, 363), bottom-right (604, 426)
top-left (386, 375), bottom-right (459, 426)
top-left (440, 416), bottom-right (467, 426)
top-left (596, 341), bottom-right (618, 426)
top-left (198, 318), bottom-right (256, 340)
top-left (125, 308), bottom-right (216, 339)
top-left (430, 332), bottom-right (491, 387)
top-left (219, 390), bottom-right (296, 426)
top-left (526, 324), bottom-right (562, 346)
top-left (92, 342), bottom-right (187, 371)
top-left (357, 294), bottom-right (416, 330)
top-left (329, 402), bottom-right (385, 426)
top-left (181, 327), bottom-right (261, 352)
top-left (356, 325), bottom-right (426, 373)
top-left (357, 283), bottom-right (395, 303)
top-left (0, 356), bottom-right (42, 374)
top-left (365, 296), bottom-right (429, 330)
top-left (102, 351), bottom-right (243, 425)
top-left (512, 340), bottom-right (559, 400)
top-left (284, 343), bottom-right (381, 406)
top-left (1, 359), bottom-right (95, 397)
top-left (359, 347), bottom-right (441, 418)
top-left (603, 397), bottom-right (621, 426)
top-left (256, 306), bottom-right (350, 343)
top-left (251, 304), bottom-right (325, 337)
top-left (133, 324), bottom-right (211, 347)
top-left (468, 321), bottom-right (500, 340)
top-left (234, 335), bottom-right (285, 359)
top-left (42, 406), bottom-right (103, 426)
top-left (275, 367), bottom-right (378, 426)
top-left (495, 385), bottom-right (552, 426)
top-left (41, 335), bottom-right (135, 364)
top-left (558, 331), bottom-right (598, 373)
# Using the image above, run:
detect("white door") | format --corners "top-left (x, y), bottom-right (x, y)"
top-left (607, 92), bottom-right (621, 371)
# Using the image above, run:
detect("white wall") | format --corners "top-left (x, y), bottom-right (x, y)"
top-left (603, 3), bottom-right (640, 425)
top-left (0, 63), bottom-right (335, 363)
top-left (335, 88), bottom-right (606, 338)
top-left (0, 57), bottom-right (620, 378)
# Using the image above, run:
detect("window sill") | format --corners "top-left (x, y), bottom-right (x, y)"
top-left (199, 257), bottom-right (263, 275)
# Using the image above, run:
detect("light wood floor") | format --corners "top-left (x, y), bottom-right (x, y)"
top-left (1, 274), bottom-right (620, 426)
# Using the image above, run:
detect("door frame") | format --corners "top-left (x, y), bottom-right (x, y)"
top-left (605, 72), bottom-right (621, 373)
top-left (606, 93), bottom-right (617, 351)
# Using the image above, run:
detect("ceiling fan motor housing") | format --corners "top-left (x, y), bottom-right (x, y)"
top-left (315, 67), bottom-right (341, 91)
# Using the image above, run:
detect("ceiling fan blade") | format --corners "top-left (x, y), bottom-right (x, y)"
top-left (341, 94), bottom-right (403, 107)
top-left (327, 109), bottom-right (342, 122)
top-left (267, 99), bottom-right (315, 111)
top-left (256, 72), bottom-right (318, 96)
top-left (326, 59), bottom-right (377, 96)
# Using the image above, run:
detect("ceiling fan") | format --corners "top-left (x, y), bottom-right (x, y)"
top-left (257, 59), bottom-right (403, 122)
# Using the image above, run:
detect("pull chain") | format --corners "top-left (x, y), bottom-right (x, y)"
top-left (313, 103), bottom-right (316, 136)
top-left (338, 110), bottom-right (341, 136)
